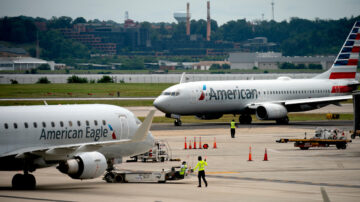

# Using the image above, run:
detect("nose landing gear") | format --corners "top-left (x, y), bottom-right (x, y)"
top-left (174, 119), bottom-right (182, 126)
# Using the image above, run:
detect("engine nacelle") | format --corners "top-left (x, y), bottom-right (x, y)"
top-left (195, 114), bottom-right (223, 120)
top-left (256, 103), bottom-right (288, 120)
top-left (57, 151), bottom-right (107, 179)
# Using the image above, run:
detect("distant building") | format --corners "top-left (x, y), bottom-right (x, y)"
top-left (159, 60), bottom-right (178, 70)
top-left (0, 57), bottom-right (52, 71)
top-left (229, 52), bottom-right (335, 70)
top-left (193, 61), bottom-right (230, 70)
top-left (0, 45), bottom-right (28, 57)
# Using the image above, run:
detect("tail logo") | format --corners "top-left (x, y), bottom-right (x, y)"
top-left (330, 21), bottom-right (360, 79)
top-left (108, 124), bottom-right (117, 139)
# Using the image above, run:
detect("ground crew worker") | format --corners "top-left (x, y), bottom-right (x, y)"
top-left (179, 161), bottom-right (187, 179)
top-left (230, 119), bottom-right (236, 138)
top-left (194, 156), bottom-right (208, 187)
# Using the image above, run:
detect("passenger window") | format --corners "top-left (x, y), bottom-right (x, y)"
top-left (4, 123), bottom-right (8, 129)
top-left (60, 121), bottom-right (64, 127)
top-left (42, 122), bottom-right (46, 128)
top-left (102, 120), bottom-right (106, 125)
top-left (86, 120), bottom-right (89, 126)
top-left (171, 92), bottom-right (176, 96)
top-left (69, 121), bottom-right (73, 127)
top-left (77, 121), bottom-right (81, 126)
top-left (14, 123), bottom-right (18, 129)
top-left (24, 122), bottom-right (28, 128)
top-left (94, 120), bottom-right (98, 126)
top-left (33, 122), bottom-right (37, 128)
top-left (51, 122), bottom-right (55, 127)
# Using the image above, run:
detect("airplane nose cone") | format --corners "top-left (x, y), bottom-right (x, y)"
top-left (153, 97), bottom-right (166, 112)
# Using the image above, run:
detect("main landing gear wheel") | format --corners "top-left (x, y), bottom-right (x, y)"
top-left (174, 119), bottom-right (182, 126)
top-left (276, 116), bottom-right (289, 125)
top-left (104, 172), bottom-right (115, 183)
top-left (239, 115), bottom-right (252, 124)
top-left (12, 173), bottom-right (36, 190)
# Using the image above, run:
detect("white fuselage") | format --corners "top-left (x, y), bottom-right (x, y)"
top-left (0, 104), bottom-right (154, 170)
top-left (154, 77), bottom-right (352, 115)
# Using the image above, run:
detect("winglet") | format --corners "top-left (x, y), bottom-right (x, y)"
top-left (132, 109), bottom-right (155, 142)
top-left (179, 72), bottom-right (186, 84)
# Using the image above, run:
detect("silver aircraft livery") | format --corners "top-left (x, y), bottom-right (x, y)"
top-left (0, 104), bottom-right (155, 189)
top-left (154, 21), bottom-right (360, 126)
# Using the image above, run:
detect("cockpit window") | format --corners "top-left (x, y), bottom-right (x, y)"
top-left (163, 91), bottom-right (180, 96)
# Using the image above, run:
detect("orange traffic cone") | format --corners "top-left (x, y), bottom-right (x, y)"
top-left (194, 137), bottom-right (197, 149)
top-left (184, 137), bottom-right (187, 150)
top-left (189, 140), bottom-right (192, 149)
top-left (248, 146), bottom-right (252, 161)
top-left (199, 137), bottom-right (202, 149)
top-left (213, 137), bottom-right (217, 149)
top-left (263, 148), bottom-right (268, 161)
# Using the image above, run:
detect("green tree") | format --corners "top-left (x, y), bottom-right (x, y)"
top-left (37, 64), bottom-right (50, 70)
top-left (209, 64), bottom-right (221, 70)
top-left (36, 77), bottom-right (51, 84)
top-left (97, 75), bottom-right (113, 83)
top-left (67, 75), bottom-right (88, 83)
top-left (47, 16), bottom-right (73, 29)
top-left (72, 17), bottom-right (86, 25)
top-left (222, 64), bottom-right (230, 69)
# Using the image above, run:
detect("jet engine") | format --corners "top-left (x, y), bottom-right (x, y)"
top-left (57, 151), bottom-right (107, 179)
top-left (195, 114), bottom-right (223, 120)
top-left (256, 103), bottom-right (287, 120)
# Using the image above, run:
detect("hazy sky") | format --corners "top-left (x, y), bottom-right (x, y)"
top-left (0, 0), bottom-right (359, 25)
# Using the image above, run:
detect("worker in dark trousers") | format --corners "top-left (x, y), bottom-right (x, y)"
top-left (230, 119), bottom-right (236, 138)
top-left (194, 156), bottom-right (208, 187)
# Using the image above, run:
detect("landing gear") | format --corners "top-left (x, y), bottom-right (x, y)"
top-left (104, 158), bottom-right (115, 183)
top-left (174, 119), bottom-right (182, 126)
top-left (12, 173), bottom-right (36, 190)
top-left (276, 116), bottom-right (289, 125)
top-left (239, 115), bottom-right (252, 124)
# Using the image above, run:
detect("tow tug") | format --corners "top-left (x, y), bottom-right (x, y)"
top-left (276, 128), bottom-right (352, 150)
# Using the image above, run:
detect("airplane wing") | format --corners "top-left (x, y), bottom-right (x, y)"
top-left (1, 110), bottom-right (156, 160)
top-left (247, 95), bottom-right (352, 109)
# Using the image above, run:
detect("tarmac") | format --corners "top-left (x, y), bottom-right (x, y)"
top-left (0, 121), bottom-right (359, 202)
top-left (125, 103), bottom-right (354, 117)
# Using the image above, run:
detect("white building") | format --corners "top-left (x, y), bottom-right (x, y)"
top-left (229, 52), bottom-right (335, 70)
top-left (0, 57), bottom-right (52, 71)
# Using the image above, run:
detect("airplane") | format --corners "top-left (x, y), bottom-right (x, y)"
top-left (154, 21), bottom-right (360, 126)
top-left (0, 104), bottom-right (155, 189)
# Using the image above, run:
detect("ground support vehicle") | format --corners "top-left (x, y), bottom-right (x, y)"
top-left (276, 138), bottom-right (351, 150)
top-left (103, 166), bottom-right (187, 183)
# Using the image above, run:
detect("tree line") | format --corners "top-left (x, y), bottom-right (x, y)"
top-left (1, 15), bottom-right (359, 61)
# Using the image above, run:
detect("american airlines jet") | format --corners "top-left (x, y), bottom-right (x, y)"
top-left (154, 21), bottom-right (360, 126)
top-left (0, 104), bottom-right (155, 189)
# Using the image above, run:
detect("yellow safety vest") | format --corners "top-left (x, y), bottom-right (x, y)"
top-left (180, 165), bottom-right (187, 175)
top-left (231, 121), bottom-right (236, 129)
top-left (194, 160), bottom-right (207, 171)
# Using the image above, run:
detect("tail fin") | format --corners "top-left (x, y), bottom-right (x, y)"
top-left (314, 21), bottom-right (360, 79)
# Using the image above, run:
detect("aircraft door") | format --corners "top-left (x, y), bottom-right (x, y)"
top-left (118, 115), bottom-right (129, 139)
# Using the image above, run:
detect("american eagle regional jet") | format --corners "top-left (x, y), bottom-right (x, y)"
top-left (154, 21), bottom-right (360, 126)
top-left (0, 104), bottom-right (155, 189)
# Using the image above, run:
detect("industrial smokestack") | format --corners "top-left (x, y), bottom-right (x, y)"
top-left (186, 2), bottom-right (190, 36)
top-left (206, 1), bottom-right (211, 41)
